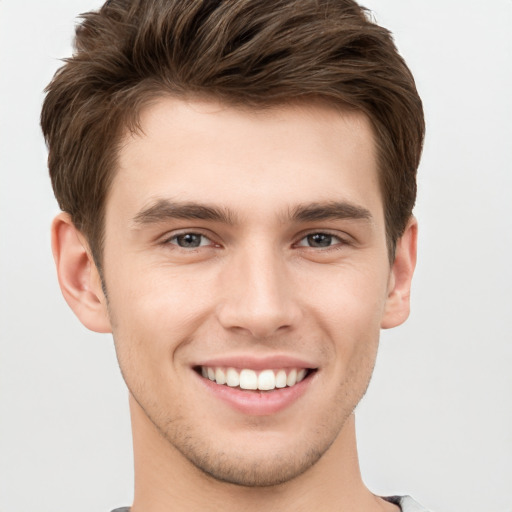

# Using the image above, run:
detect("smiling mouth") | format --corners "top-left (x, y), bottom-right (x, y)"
top-left (195, 366), bottom-right (316, 391)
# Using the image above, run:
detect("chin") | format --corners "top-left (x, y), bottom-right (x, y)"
top-left (180, 445), bottom-right (326, 488)
top-left (154, 411), bottom-right (349, 489)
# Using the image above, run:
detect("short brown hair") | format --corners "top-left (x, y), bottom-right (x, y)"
top-left (41, 0), bottom-right (424, 268)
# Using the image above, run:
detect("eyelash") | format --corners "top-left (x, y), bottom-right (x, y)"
top-left (295, 232), bottom-right (346, 250)
top-left (163, 231), bottom-right (217, 250)
top-left (162, 230), bottom-right (349, 251)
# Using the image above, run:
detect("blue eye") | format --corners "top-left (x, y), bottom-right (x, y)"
top-left (298, 233), bottom-right (342, 248)
top-left (170, 233), bottom-right (211, 248)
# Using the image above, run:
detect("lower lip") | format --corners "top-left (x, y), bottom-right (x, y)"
top-left (195, 371), bottom-right (314, 416)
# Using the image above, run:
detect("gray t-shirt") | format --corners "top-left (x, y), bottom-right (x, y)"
top-left (385, 495), bottom-right (431, 511)
top-left (112, 495), bottom-right (430, 511)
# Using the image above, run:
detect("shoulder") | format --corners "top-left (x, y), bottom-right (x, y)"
top-left (111, 498), bottom-right (432, 512)
top-left (384, 495), bottom-right (432, 512)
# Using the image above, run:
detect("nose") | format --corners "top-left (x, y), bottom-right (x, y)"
top-left (216, 245), bottom-right (302, 339)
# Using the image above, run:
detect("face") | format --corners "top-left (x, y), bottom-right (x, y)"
top-left (100, 98), bottom-right (400, 486)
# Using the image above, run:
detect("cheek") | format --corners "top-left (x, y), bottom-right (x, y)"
top-left (106, 260), bottom-right (210, 324)
top-left (297, 264), bottom-right (389, 381)
top-left (104, 263), bottom-right (219, 370)
top-left (301, 264), bottom-right (389, 330)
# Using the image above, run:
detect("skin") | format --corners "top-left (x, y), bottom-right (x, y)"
top-left (52, 98), bottom-right (417, 512)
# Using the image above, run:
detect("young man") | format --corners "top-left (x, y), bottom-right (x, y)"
top-left (41, 1), bottom-right (426, 510)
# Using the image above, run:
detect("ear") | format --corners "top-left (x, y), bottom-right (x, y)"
top-left (380, 217), bottom-right (418, 329)
top-left (51, 212), bottom-right (112, 333)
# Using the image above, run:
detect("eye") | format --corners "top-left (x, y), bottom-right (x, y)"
top-left (296, 232), bottom-right (344, 248)
top-left (168, 232), bottom-right (213, 249)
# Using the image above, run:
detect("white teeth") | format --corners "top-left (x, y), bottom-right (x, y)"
top-left (275, 369), bottom-right (287, 388)
top-left (201, 366), bottom-right (311, 391)
top-left (258, 369), bottom-right (276, 391)
top-left (296, 369), bottom-right (307, 382)
top-left (215, 367), bottom-right (226, 385)
top-left (226, 367), bottom-right (240, 387)
top-left (286, 369), bottom-right (297, 387)
top-left (239, 369), bottom-right (258, 390)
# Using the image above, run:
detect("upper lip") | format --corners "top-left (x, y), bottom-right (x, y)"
top-left (193, 354), bottom-right (318, 371)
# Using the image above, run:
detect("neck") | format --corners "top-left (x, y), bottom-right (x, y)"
top-left (129, 395), bottom-right (396, 512)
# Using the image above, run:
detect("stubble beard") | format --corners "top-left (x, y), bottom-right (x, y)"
top-left (126, 372), bottom-right (364, 488)
top-left (133, 355), bottom-right (376, 488)
top-left (141, 396), bottom-right (347, 487)
top-left (112, 311), bottom-right (379, 489)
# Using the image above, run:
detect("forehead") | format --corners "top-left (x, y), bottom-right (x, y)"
top-left (109, 97), bottom-right (382, 225)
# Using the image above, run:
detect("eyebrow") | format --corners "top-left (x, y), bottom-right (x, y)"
top-left (289, 201), bottom-right (372, 223)
top-left (131, 199), bottom-right (237, 226)
top-left (131, 198), bottom-right (372, 227)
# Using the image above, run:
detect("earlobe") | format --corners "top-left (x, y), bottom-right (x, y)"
top-left (51, 212), bottom-right (112, 333)
top-left (380, 217), bottom-right (418, 329)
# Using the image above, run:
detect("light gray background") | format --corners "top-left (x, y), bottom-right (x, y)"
top-left (1, 1), bottom-right (511, 511)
